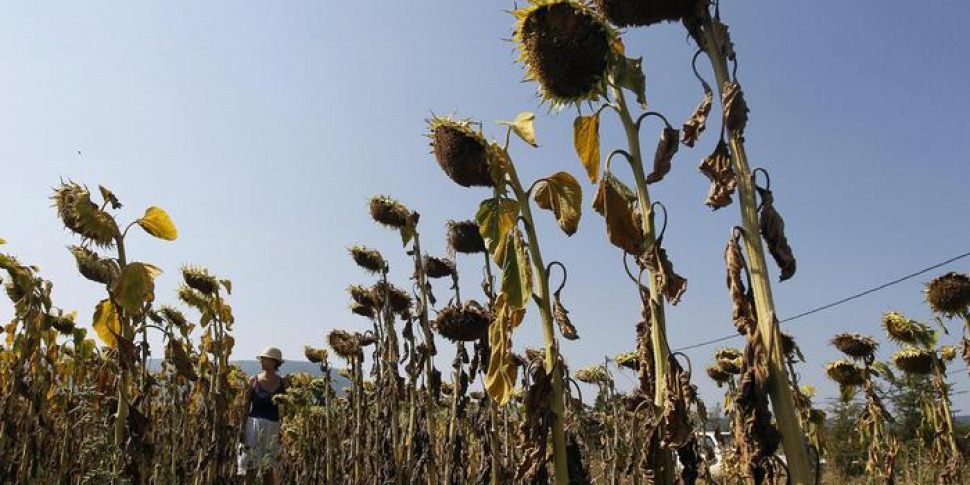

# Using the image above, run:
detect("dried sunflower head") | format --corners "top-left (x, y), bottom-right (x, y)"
top-left (575, 365), bottom-right (609, 384)
top-left (882, 312), bottom-right (935, 347)
top-left (45, 311), bottom-right (76, 334)
top-left (348, 285), bottom-right (376, 308)
top-left (350, 302), bottom-right (375, 319)
top-left (178, 285), bottom-right (209, 312)
top-left (892, 348), bottom-right (934, 375)
top-left (51, 183), bottom-right (119, 247)
top-left (423, 255), bottom-right (456, 279)
top-left (68, 246), bottom-right (119, 285)
top-left (433, 302), bottom-right (491, 343)
top-left (940, 345), bottom-right (956, 363)
top-left (514, 0), bottom-right (617, 107)
top-left (328, 330), bottom-right (363, 360)
top-left (158, 306), bottom-right (188, 328)
top-left (925, 272), bottom-right (970, 318)
top-left (825, 360), bottom-right (864, 386)
top-left (369, 195), bottom-right (414, 230)
top-left (830, 333), bottom-right (878, 360)
top-left (349, 245), bottom-right (386, 274)
top-left (614, 351), bottom-right (639, 370)
top-left (706, 365), bottom-right (731, 385)
top-left (304, 345), bottom-right (328, 364)
top-left (592, 0), bottom-right (703, 28)
top-left (446, 220), bottom-right (486, 255)
top-left (182, 266), bottom-right (218, 296)
top-left (371, 282), bottom-right (412, 316)
top-left (428, 117), bottom-right (494, 188)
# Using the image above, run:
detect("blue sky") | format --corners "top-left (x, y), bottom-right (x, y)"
top-left (1, 1), bottom-right (968, 413)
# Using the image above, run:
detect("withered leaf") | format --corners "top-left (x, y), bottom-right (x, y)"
top-left (645, 127), bottom-right (680, 185)
top-left (682, 87), bottom-right (713, 148)
top-left (167, 339), bottom-right (197, 381)
top-left (756, 186), bottom-right (797, 281)
top-left (698, 140), bottom-right (736, 210)
top-left (552, 288), bottom-right (578, 340)
top-left (641, 243), bottom-right (687, 306)
top-left (725, 228), bottom-right (756, 335)
top-left (592, 172), bottom-right (644, 255)
top-left (573, 113), bottom-right (601, 183)
top-left (722, 82), bottom-right (748, 136)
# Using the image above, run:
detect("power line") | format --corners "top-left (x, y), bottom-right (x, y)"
top-left (674, 250), bottom-right (970, 353)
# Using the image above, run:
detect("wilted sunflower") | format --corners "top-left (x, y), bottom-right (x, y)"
top-left (614, 351), bottom-right (639, 370)
top-left (369, 195), bottom-right (414, 230)
top-left (158, 305), bottom-right (188, 328)
top-left (371, 282), bottom-right (412, 315)
top-left (882, 312), bottom-right (935, 347)
top-left (45, 312), bottom-right (76, 334)
top-left (830, 333), bottom-right (878, 360)
top-left (52, 183), bottom-right (119, 247)
top-left (592, 0), bottom-right (703, 28)
top-left (514, 0), bottom-right (617, 107)
top-left (350, 302), bottom-right (375, 319)
top-left (925, 272), bottom-right (970, 318)
top-left (328, 330), bottom-right (364, 360)
top-left (182, 266), bottom-right (218, 296)
top-left (304, 345), bottom-right (328, 364)
top-left (706, 365), bottom-right (731, 385)
top-left (433, 302), bottom-right (491, 342)
top-left (428, 117), bottom-right (494, 188)
top-left (68, 246), bottom-right (119, 285)
top-left (348, 285), bottom-right (376, 308)
top-left (446, 220), bottom-right (486, 254)
top-left (423, 255), bottom-right (456, 279)
top-left (892, 348), bottom-right (934, 375)
top-left (178, 285), bottom-right (209, 312)
top-left (575, 365), bottom-right (609, 384)
top-left (825, 360), bottom-right (864, 386)
top-left (349, 245), bottom-right (386, 274)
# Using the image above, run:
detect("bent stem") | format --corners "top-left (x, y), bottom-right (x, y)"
top-left (698, 19), bottom-right (813, 485)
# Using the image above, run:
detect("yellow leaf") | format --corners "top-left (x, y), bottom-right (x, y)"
top-left (137, 207), bottom-right (178, 241)
top-left (485, 295), bottom-right (519, 405)
top-left (532, 172), bottom-right (582, 236)
top-left (573, 113), bottom-right (601, 183)
top-left (92, 299), bottom-right (121, 348)
top-left (499, 111), bottom-right (537, 147)
top-left (592, 173), bottom-right (644, 255)
top-left (112, 263), bottom-right (162, 315)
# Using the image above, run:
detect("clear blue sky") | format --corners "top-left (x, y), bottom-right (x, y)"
top-left (1, 2), bottom-right (968, 413)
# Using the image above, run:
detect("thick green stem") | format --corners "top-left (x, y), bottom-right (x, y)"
top-left (699, 21), bottom-right (813, 485)
top-left (505, 163), bottom-right (570, 485)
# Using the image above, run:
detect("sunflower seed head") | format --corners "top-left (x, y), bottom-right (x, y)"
top-left (825, 359), bottom-right (864, 386)
top-left (368, 195), bottom-right (414, 230)
top-left (830, 333), bottom-right (878, 360)
top-left (349, 245), bottom-right (386, 274)
top-left (446, 220), bottom-right (486, 255)
top-left (892, 348), bottom-right (934, 375)
top-left (925, 272), bottom-right (970, 318)
top-left (182, 266), bottom-right (218, 296)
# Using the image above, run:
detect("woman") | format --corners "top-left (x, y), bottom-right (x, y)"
top-left (239, 347), bottom-right (286, 485)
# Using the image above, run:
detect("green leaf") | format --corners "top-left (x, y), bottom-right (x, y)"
top-left (92, 299), bottom-right (121, 348)
top-left (592, 173), bottom-right (643, 255)
top-left (532, 172), bottom-right (582, 236)
top-left (573, 113), bottom-right (601, 183)
top-left (500, 228), bottom-right (532, 310)
top-left (137, 207), bottom-right (178, 241)
top-left (112, 263), bottom-right (162, 315)
top-left (498, 111), bottom-right (537, 147)
top-left (614, 55), bottom-right (647, 110)
top-left (476, 197), bottom-right (519, 264)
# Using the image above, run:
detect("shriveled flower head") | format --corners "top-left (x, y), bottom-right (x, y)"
top-left (892, 348), bottom-right (934, 375)
top-left (713, 347), bottom-right (742, 374)
top-left (575, 365), bottom-right (609, 384)
top-left (423, 255), bottom-right (456, 279)
top-left (433, 301), bottom-right (491, 342)
top-left (514, 0), bottom-right (617, 107)
top-left (925, 272), bottom-right (970, 317)
top-left (830, 333), bottom-right (878, 360)
top-left (158, 305), bottom-right (188, 328)
top-left (68, 246), bottom-right (119, 285)
top-left (882, 312), bottom-right (935, 347)
top-left (178, 285), bottom-right (209, 311)
top-left (940, 345), bottom-right (957, 363)
top-left (51, 182), bottom-right (118, 247)
top-left (428, 117), bottom-right (494, 188)
top-left (328, 330), bottom-right (364, 360)
top-left (614, 351), bottom-right (639, 370)
top-left (45, 312), bottom-right (76, 334)
top-left (304, 345), bottom-right (329, 364)
top-left (369, 195), bottom-right (414, 230)
top-left (825, 359), bottom-right (864, 386)
top-left (182, 266), bottom-right (218, 296)
top-left (446, 220), bottom-right (486, 255)
top-left (591, 0), bottom-right (703, 28)
top-left (706, 364), bottom-right (731, 385)
top-left (780, 332), bottom-right (801, 361)
top-left (371, 281), bottom-right (412, 316)
top-left (350, 302), bottom-right (375, 319)
top-left (349, 245), bottom-right (386, 274)
top-left (348, 284), bottom-right (376, 308)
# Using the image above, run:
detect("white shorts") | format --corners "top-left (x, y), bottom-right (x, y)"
top-left (238, 416), bottom-right (282, 473)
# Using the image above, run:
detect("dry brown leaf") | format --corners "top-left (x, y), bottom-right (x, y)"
top-left (722, 82), bottom-right (748, 136)
top-left (725, 228), bottom-right (756, 335)
top-left (756, 186), bottom-right (797, 281)
top-left (641, 244), bottom-right (687, 306)
top-left (698, 140), bottom-right (736, 210)
top-left (592, 172), bottom-right (644, 255)
top-left (682, 87), bottom-right (713, 148)
top-left (645, 127), bottom-right (680, 184)
top-left (552, 288), bottom-right (578, 340)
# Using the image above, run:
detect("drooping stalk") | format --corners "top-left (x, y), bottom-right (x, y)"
top-left (698, 20), bottom-right (813, 485)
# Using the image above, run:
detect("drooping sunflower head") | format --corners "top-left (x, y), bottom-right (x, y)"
top-left (892, 348), bottom-right (934, 375)
top-left (433, 303), bottom-right (491, 342)
top-left (830, 333), bottom-right (878, 360)
top-left (446, 220), bottom-right (486, 255)
top-left (925, 272), bottom-right (970, 318)
top-left (575, 365), bottom-right (609, 384)
top-left (350, 302), bottom-right (375, 319)
top-left (424, 255), bottom-right (456, 279)
top-left (348, 284), bottom-right (377, 308)
top-left (882, 312), bottom-right (935, 347)
top-left (182, 266), bottom-right (219, 296)
top-left (706, 364), bottom-right (731, 385)
top-left (68, 246), bottom-right (119, 285)
top-left (349, 245), bottom-right (386, 274)
top-left (45, 311), bottom-right (76, 334)
top-left (713, 347), bottom-right (742, 375)
top-left (513, 0), bottom-right (618, 108)
top-left (304, 345), bottom-right (329, 364)
top-left (369, 195), bottom-right (414, 230)
top-left (825, 359), bottom-right (864, 387)
top-left (158, 305), bottom-right (188, 328)
top-left (51, 182), bottom-right (118, 247)
top-left (614, 351), bottom-right (639, 370)
top-left (327, 330), bottom-right (363, 360)
top-left (428, 117), bottom-right (494, 189)
top-left (591, 0), bottom-right (704, 28)
top-left (371, 281), bottom-right (413, 316)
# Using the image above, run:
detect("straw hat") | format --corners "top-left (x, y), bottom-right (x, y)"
top-left (257, 346), bottom-right (284, 364)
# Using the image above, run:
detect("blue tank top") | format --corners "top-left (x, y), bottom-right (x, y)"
top-left (248, 376), bottom-right (285, 422)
